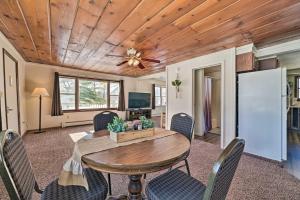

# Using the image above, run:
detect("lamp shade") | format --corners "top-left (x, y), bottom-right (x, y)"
top-left (31, 88), bottom-right (49, 97)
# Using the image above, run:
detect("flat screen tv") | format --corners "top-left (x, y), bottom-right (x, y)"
top-left (128, 92), bottom-right (151, 109)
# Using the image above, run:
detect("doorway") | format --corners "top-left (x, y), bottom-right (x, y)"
top-left (194, 65), bottom-right (221, 146)
top-left (279, 50), bottom-right (300, 179)
top-left (2, 49), bottom-right (20, 134)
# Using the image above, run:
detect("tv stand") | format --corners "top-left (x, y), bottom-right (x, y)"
top-left (126, 108), bottom-right (152, 121)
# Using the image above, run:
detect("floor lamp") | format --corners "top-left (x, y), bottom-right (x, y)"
top-left (31, 88), bottom-right (49, 133)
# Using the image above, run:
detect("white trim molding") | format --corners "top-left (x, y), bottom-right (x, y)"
top-left (0, 32), bottom-right (25, 62)
top-left (256, 39), bottom-right (300, 58)
top-left (236, 43), bottom-right (255, 55)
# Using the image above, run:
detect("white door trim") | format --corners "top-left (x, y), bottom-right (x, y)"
top-left (192, 62), bottom-right (225, 148)
top-left (2, 48), bottom-right (21, 134)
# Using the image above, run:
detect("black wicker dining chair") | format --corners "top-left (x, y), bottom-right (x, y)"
top-left (93, 111), bottom-right (118, 132)
top-left (146, 138), bottom-right (245, 200)
top-left (0, 130), bottom-right (108, 200)
top-left (93, 111), bottom-right (118, 195)
top-left (170, 113), bottom-right (195, 175)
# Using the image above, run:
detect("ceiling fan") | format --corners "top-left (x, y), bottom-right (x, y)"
top-left (107, 48), bottom-right (160, 69)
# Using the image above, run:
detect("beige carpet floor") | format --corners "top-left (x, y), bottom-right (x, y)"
top-left (1, 125), bottom-right (300, 200)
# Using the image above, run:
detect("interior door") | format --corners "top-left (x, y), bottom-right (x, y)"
top-left (238, 68), bottom-right (286, 161)
top-left (3, 50), bottom-right (20, 133)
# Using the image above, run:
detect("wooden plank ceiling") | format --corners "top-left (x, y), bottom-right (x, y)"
top-left (0, 0), bottom-right (300, 77)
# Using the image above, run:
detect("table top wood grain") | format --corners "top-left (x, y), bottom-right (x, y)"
top-left (82, 128), bottom-right (190, 175)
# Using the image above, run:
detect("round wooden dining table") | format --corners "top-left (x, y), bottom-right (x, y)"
top-left (81, 128), bottom-right (190, 200)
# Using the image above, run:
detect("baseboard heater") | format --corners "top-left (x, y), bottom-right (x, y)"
top-left (62, 120), bottom-right (93, 128)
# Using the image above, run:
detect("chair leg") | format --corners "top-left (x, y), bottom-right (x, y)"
top-left (185, 159), bottom-right (191, 176)
top-left (143, 174), bottom-right (147, 179)
top-left (108, 173), bottom-right (112, 195)
top-left (34, 182), bottom-right (43, 194)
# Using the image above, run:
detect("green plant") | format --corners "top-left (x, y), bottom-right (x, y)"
top-left (172, 79), bottom-right (182, 98)
top-left (172, 79), bottom-right (182, 93)
top-left (139, 116), bottom-right (154, 129)
top-left (171, 79), bottom-right (182, 87)
top-left (107, 117), bottom-right (127, 133)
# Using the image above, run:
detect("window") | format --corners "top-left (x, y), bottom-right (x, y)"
top-left (59, 75), bottom-right (120, 111)
top-left (296, 77), bottom-right (300, 99)
top-left (59, 77), bottom-right (76, 110)
top-left (79, 80), bottom-right (107, 109)
top-left (110, 82), bottom-right (120, 108)
top-left (155, 86), bottom-right (166, 106)
top-left (155, 86), bottom-right (161, 106)
top-left (161, 87), bottom-right (166, 106)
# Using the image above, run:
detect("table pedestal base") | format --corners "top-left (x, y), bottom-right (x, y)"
top-left (128, 175), bottom-right (143, 200)
top-left (107, 175), bottom-right (146, 200)
top-left (107, 195), bottom-right (128, 200)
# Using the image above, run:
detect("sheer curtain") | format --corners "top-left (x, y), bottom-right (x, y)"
top-left (203, 77), bottom-right (212, 134)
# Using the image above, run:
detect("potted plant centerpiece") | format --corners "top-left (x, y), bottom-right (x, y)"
top-left (140, 116), bottom-right (154, 129)
top-left (108, 116), bottom-right (155, 143)
top-left (107, 117), bottom-right (127, 133)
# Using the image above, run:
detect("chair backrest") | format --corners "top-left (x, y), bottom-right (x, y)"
top-left (0, 130), bottom-right (37, 200)
top-left (203, 138), bottom-right (245, 200)
top-left (93, 111), bottom-right (118, 132)
top-left (170, 113), bottom-right (195, 142)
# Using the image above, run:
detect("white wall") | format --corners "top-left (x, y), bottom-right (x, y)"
top-left (278, 51), bottom-right (300, 70)
top-left (135, 78), bottom-right (166, 116)
top-left (25, 63), bottom-right (138, 130)
top-left (0, 32), bottom-right (27, 135)
top-left (166, 48), bottom-right (236, 148)
top-left (25, 63), bottom-right (165, 130)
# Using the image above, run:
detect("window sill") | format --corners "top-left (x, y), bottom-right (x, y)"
top-left (62, 108), bottom-right (118, 113)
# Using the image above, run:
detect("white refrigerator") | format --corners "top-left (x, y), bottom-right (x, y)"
top-left (238, 68), bottom-right (287, 161)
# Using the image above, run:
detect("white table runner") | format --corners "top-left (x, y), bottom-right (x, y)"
top-left (58, 128), bottom-right (176, 190)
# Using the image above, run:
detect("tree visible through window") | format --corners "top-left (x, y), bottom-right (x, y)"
top-left (59, 77), bottom-right (76, 110)
top-left (155, 86), bottom-right (166, 106)
top-left (59, 76), bottom-right (120, 111)
top-left (79, 80), bottom-right (107, 109)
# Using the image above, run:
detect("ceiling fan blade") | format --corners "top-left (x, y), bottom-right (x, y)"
top-left (116, 61), bottom-right (128, 66)
top-left (141, 58), bottom-right (160, 63)
top-left (136, 52), bottom-right (142, 57)
top-left (106, 54), bottom-right (124, 58)
top-left (138, 62), bottom-right (145, 69)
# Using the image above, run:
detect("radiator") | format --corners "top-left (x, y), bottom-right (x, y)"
top-left (61, 120), bottom-right (93, 128)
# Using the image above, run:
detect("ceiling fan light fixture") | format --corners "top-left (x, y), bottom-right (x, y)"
top-left (133, 59), bottom-right (140, 66)
top-left (136, 52), bottom-right (141, 58)
top-left (127, 48), bottom-right (136, 56)
top-left (128, 58), bottom-right (134, 66)
top-left (115, 47), bottom-right (160, 69)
